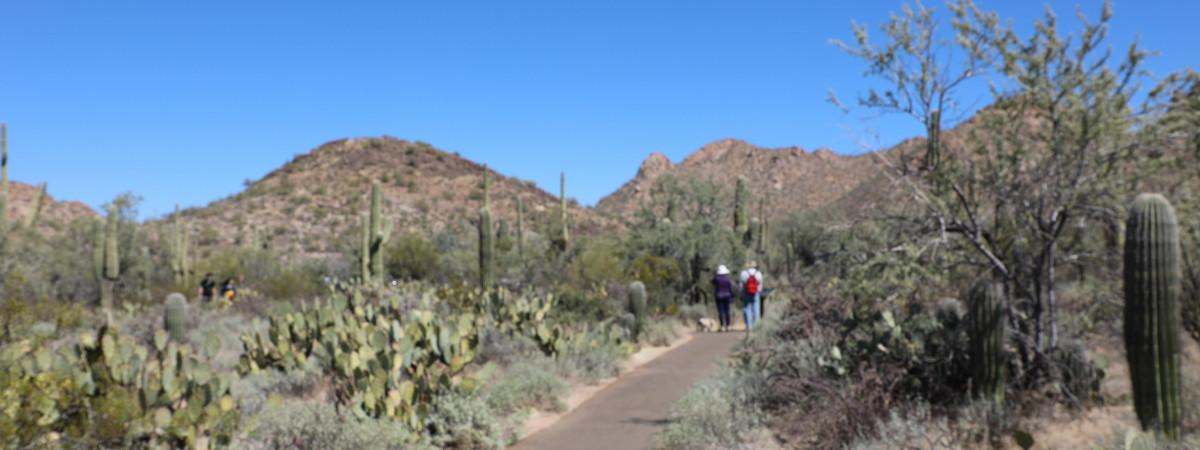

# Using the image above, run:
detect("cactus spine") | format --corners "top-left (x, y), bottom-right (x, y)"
top-left (559, 172), bottom-right (569, 248)
top-left (164, 293), bottom-right (187, 341)
top-left (734, 175), bottom-right (748, 236)
top-left (97, 206), bottom-right (120, 312)
top-left (968, 280), bottom-right (1007, 405)
top-left (1124, 193), bottom-right (1182, 440)
top-left (629, 281), bottom-right (647, 342)
top-left (361, 180), bottom-right (392, 282)
top-left (479, 207), bottom-right (494, 289)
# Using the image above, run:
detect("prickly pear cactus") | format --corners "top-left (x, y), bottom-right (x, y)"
top-left (164, 293), bottom-right (187, 341)
top-left (1124, 193), bottom-right (1182, 440)
top-left (967, 280), bottom-right (1006, 405)
top-left (629, 281), bottom-right (647, 342)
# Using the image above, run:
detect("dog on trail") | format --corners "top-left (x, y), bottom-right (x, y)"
top-left (696, 317), bottom-right (718, 332)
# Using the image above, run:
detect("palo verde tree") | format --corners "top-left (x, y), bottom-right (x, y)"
top-left (831, 0), bottom-right (1181, 378)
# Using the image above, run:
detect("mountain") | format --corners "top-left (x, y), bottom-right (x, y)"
top-left (172, 136), bottom-right (614, 258)
top-left (596, 138), bottom-right (891, 222)
top-left (3, 180), bottom-right (99, 231)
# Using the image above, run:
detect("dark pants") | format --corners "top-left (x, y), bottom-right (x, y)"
top-left (715, 295), bottom-right (732, 328)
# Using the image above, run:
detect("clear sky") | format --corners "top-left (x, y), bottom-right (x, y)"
top-left (2, 0), bottom-right (1195, 220)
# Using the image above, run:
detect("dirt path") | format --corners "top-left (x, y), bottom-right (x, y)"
top-left (513, 331), bottom-right (742, 450)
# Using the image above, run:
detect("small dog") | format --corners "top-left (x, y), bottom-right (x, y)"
top-left (697, 317), bottom-right (718, 332)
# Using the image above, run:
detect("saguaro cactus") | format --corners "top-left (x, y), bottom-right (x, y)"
top-left (734, 175), bottom-right (748, 235)
top-left (559, 172), bottom-right (569, 249)
top-left (1, 122), bottom-right (8, 232)
top-left (629, 281), bottom-right (647, 342)
top-left (361, 180), bottom-right (393, 282)
top-left (25, 181), bottom-right (46, 229)
top-left (968, 280), bottom-right (1007, 405)
top-left (482, 162), bottom-right (490, 209)
top-left (171, 204), bottom-right (189, 286)
top-left (96, 206), bottom-right (120, 312)
top-left (164, 293), bottom-right (187, 341)
top-left (479, 207), bottom-right (494, 289)
top-left (1124, 193), bottom-right (1182, 440)
top-left (516, 195), bottom-right (524, 259)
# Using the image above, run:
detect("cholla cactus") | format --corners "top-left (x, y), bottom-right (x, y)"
top-left (1124, 193), bottom-right (1182, 440)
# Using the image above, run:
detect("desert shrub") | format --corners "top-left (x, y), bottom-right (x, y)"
top-left (477, 326), bottom-right (542, 366)
top-left (484, 355), bottom-right (567, 416)
top-left (231, 363), bottom-right (325, 419)
top-left (848, 402), bottom-right (961, 450)
top-left (238, 401), bottom-right (418, 450)
top-left (658, 367), bottom-right (770, 450)
top-left (643, 318), bottom-right (680, 347)
top-left (385, 231), bottom-right (442, 282)
top-left (678, 302), bottom-right (709, 324)
top-left (424, 389), bottom-right (505, 450)
top-left (553, 288), bottom-right (618, 324)
top-left (556, 329), bottom-right (625, 383)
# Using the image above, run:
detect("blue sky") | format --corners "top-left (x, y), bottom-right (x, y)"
top-left (2, 0), bottom-right (1195, 220)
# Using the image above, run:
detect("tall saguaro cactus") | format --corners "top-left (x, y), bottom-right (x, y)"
top-left (1124, 193), bottom-right (1182, 440)
top-left (96, 206), bottom-right (121, 312)
top-left (482, 163), bottom-right (490, 209)
top-left (629, 281), bottom-right (647, 342)
top-left (479, 207), bottom-right (494, 289)
top-left (560, 171), bottom-right (569, 248)
top-left (968, 280), bottom-right (1007, 405)
top-left (1, 122), bottom-right (8, 232)
top-left (171, 204), bottom-right (190, 286)
top-left (734, 175), bottom-right (748, 236)
top-left (25, 181), bottom-right (46, 229)
top-left (516, 195), bottom-right (524, 259)
top-left (360, 180), bottom-right (393, 282)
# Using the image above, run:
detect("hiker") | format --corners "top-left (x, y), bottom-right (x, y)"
top-left (739, 261), bottom-right (763, 331)
top-left (220, 277), bottom-right (237, 301)
top-left (198, 273), bottom-right (216, 303)
top-left (712, 265), bottom-right (734, 332)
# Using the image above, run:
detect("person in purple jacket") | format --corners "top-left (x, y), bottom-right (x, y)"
top-left (712, 265), bottom-right (734, 332)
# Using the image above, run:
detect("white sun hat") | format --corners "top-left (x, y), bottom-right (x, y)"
top-left (716, 265), bottom-right (730, 275)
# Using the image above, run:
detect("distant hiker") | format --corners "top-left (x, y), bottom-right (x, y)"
top-left (712, 265), bottom-right (734, 332)
top-left (739, 261), bottom-right (763, 331)
top-left (220, 277), bottom-right (237, 301)
top-left (198, 273), bottom-right (216, 303)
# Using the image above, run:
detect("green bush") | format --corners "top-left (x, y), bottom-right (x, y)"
top-left (424, 389), bottom-right (505, 450)
top-left (556, 329), bottom-right (625, 383)
top-left (385, 231), bottom-right (442, 282)
top-left (239, 401), bottom-right (418, 450)
top-left (658, 368), bottom-right (770, 450)
top-left (643, 318), bottom-right (680, 347)
top-left (485, 355), bottom-right (567, 416)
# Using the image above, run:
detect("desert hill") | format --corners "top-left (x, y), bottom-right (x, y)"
top-left (2, 180), bottom-right (99, 232)
top-left (596, 138), bottom-right (891, 222)
top-left (171, 136), bottom-right (614, 258)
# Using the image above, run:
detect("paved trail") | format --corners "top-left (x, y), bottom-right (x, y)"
top-left (513, 331), bottom-right (742, 450)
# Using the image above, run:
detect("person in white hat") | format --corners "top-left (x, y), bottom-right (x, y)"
top-left (712, 264), bottom-right (734, 332)
top-left (739, 261), bottom-right (763, 330)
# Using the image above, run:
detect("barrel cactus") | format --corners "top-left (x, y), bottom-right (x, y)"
top-left (164, 293), bottom-right (187, 341)
top-left (629, 281), bottom-right (647, 342)
top-left (1124, 193), bottom-right (1182, 440)
top-left (967, 280), bottom-right (1006, 405)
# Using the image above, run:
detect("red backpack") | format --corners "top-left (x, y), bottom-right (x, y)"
top-left (745, 270), bottom-right (760, 294)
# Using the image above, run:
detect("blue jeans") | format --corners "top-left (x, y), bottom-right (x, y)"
top-left (742, 292), bottom-right (759, 330)
top-left (715, 295), bottom-right (732, 328)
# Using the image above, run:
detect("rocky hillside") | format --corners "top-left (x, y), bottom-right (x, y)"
top-left (3, 180), bottom-right (99, 232)
top-left (596, 138), bottom-right (891, 222)
top-left (172, 136), bottom-right (614, 258)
